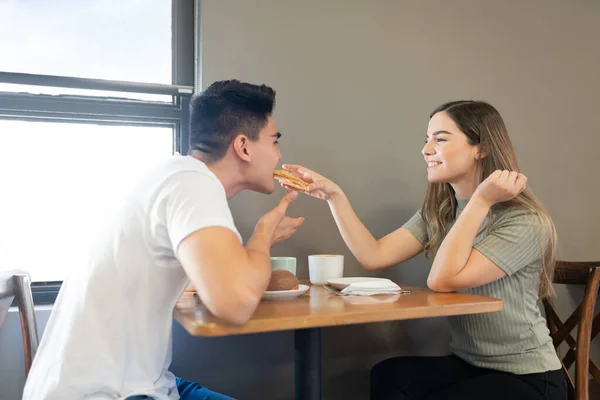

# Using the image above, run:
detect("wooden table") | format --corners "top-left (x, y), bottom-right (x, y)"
top-left (174, 284), bottom-right (503, 400)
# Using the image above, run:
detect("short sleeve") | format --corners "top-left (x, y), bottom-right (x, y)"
top-left (163, 171), bottom-right (242, 253)
top-left (474, 210), bottom-right (544, 276)
top-left (402, 210), bottom-right (429, 246)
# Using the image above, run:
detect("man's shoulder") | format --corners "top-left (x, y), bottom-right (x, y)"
top-left (146, 155), bottom-right (222, 193)
top-left (160, 154), bottom-right (212, 176)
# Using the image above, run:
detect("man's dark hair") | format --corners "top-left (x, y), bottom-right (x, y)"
top-left (189, 80), bottom-right (276, 162)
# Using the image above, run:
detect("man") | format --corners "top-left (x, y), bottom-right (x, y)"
top-left (23, 80), bottom-right (304, 400)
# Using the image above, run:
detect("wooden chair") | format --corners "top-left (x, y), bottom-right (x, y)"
top-left (0, 270), bottom-right (39, 377)
top-left (543, 261), bottom-right (600, 400)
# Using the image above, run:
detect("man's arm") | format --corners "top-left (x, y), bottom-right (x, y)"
top-left (176, 191), bottom-right (302, 325)
top-left (177, 227), bottom-right (271, 325)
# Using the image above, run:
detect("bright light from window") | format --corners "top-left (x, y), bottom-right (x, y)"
top-left (0, 0), bottom-right (172, 101)
top-left (0, 0), bottom-right (172, 84)
top-left (0, 120), bottom-right (174, 281)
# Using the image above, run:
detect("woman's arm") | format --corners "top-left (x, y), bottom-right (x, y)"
top-left (427, 198), bottom-right (506, 291)
top-left (283, 164), bottom-right (424, 270)
top-left (427, 170), bottom-right (527, 292)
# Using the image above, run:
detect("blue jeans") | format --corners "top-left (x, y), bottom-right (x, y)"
top-left (126, 377), bottom-right (235, 400)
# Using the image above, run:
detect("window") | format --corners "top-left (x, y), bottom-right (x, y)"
top-left (0, 1), bottom-right (196, 300)
top-left (0, 121), bottom-right (174, 282)
top-left (0, 0), bottom-right (172, 84)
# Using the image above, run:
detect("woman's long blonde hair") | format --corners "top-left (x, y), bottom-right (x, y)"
top-left (421, 101), bottom-right (556, 298)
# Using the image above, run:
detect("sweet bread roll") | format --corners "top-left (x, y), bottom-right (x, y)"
top-left (267, 269), bottom-right (299, 291)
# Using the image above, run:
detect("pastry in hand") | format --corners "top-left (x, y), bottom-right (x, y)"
top-left (273, 169), bottom-right (309, 191)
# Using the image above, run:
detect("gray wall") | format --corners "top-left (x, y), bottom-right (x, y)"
top-left (1, 1), bottom-right (599, 399)
top-left (186, 0), bottom-right (600, 398)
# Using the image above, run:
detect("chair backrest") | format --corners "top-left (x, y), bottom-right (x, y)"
top-left (0, 270), bottom-right (39, 377)
top-left (542, 261), bottom-right (600, 400)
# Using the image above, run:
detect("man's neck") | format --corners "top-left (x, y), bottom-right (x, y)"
top-left (189, 151), bottom-right (246, 200)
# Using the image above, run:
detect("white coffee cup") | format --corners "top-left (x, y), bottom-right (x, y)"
top-left (308, 254), bottom-right (344, 285)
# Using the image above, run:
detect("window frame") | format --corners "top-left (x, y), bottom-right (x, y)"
top-left (1, 0), bottom-right (198, 304)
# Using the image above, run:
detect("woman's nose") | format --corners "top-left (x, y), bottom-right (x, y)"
top-left (422, 140), bottom-right (435, 156)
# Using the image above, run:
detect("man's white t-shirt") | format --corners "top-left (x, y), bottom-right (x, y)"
top-left (23, 155), bottom-right (241, 400)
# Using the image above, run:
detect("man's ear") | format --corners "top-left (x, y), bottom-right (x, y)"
top-left (232, 134), bottom-right (251, 162)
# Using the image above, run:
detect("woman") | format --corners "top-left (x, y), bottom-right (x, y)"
top-left (283, 101), bottom-right (566, 399)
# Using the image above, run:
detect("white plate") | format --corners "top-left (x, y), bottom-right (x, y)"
top-left (326, 277), bottom-right (392, 290)
top-left (261, 284), bottom-right (309, 301)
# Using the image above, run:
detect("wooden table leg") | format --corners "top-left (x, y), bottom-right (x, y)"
top-left (294, 327), bottom-right (322, 400)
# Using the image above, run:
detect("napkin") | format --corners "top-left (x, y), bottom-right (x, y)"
top-left (340, 279), bottom-right (405, 296)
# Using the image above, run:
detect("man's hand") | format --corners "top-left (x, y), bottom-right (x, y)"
top-left (253, 191), bottom-right (304, 246)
